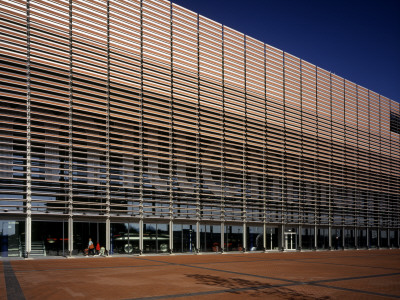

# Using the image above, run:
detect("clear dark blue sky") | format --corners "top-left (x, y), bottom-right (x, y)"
top-left (172, 0), bottom-right (400, 103)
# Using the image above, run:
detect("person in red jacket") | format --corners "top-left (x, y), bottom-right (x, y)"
top-left (96, 242), bottom-right (101, 255)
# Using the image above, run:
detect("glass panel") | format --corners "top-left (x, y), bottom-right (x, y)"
top-left (247, 226), bottom-right (263, 251)
top-left (301, 227), bottom-right (314, 250)
top-left (0, 220), bottom-right (25, 257)
top-left (266, 227), bottom-right (278, 250)
top-left (317, 228), bottom-right (329, 250)
top-left (389, 230), bottom-right (397, 248)
top-left (73, 222), bottom-right (106, 256)
top-left (111, 223), bottom-right (140, 255)
top-left (200, 224), bottom-right (221, 252)
top-left (143, 223), bottom-right (169, 254)
top-left (32, 221), bottom-right (67, 256)
top-left (344, 229), bottom-right (355, 249)
top-left (224, 225), bottom-right (243, 252)
top-left (369, 229), bottom-right (378, 248)
top-left (357, 229), bottom-right (368, 248)
top-left (380, 230), bottom-right (388, 248)
top-left (173, 224), bottom-right (196, 253)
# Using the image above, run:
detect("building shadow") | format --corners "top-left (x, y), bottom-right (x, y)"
top-left (186, 274), bottom-right (331, 299)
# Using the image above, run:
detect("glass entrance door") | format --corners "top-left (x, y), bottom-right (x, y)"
top-left (285, 232), bottom-right (296, 250)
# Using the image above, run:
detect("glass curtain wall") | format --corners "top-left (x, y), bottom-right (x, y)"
top-left (143, 223), bottom-right (169, 254)
top-left (380, 230), bottom-right (388, 248)
top-left (389, 230), bottom-right (398, 248)
top-left (73, 222), bottom-right (106, 255)
top-left (32, 221), bottom-right (68, 256)
top-left (0, 220), bottom-right (25, 257)
top-left (265, 227), bottom-right (278, 250)
top-left (369, 229), bottom-right (378, 248)
top-left (200, 224), bottom-right (221, 252)
top-left (173, 224), bottom-right (196, 253)
top-left (301, 227), bottom-right (315, 250)
top-left (344, 229), bottom-right (355, 249)
top-left (357, 229), bottom-right (368, 248)
top-left (111, 223), bottom-right (140, 254)
top-left (224, 225), bottom-right (243, 252)
top-left (247, 226), bottom-right (263, 251)
top-left (317, 228), bottom-right (329, 250)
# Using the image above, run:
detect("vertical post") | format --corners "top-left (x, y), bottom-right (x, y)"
top-left (281, 224), bottom-right (285, 251)
top-left (242, 35), bottom-right (247, 253)
top-left (388, 228), bottom-right (390, 248)
top-left (342, 226), bottom-right (345, 250)
top-left (25, 0), bottom-right (32, 259)
top-left (196, 221), bottom-right (200, 253)
top-left (68, 0), bottom-right (73, 257)
top-left (195, 13), bottom-right (201, 255)
top-left (314, 225), bottom-right (318, 250)
top-left (397, 228), bottom-right (399, 249)
top-left (68, 216), bottom-right (73, 256)
top-left (242, 223), bottom-right (247, 252)
top-left (169, 220), bottom-right (173, 254)
top-left (105, 0), bottom-right (111, 243)
top-left (263, 223), bottom-right (267, 252)
top-left (221, 25), bottom-right (225, 253)
top-left (328, 226), bottom-right (332, 250)
top-left (106, 218), bottom-right (110, 255)
top-left (168, 0), bottom-right (174, 248)
top-left (139, 219), bottom-right (143, 255)
top-left (355, 227), bottom-right (358, 249)
top-left (105, 0), bottom-right (111, 257)
top-left (220, 222), bottom-right (224, 253)
top-left (138, 0), bottom-right (144, 256)
top-left (366, 227), bottom-right (369, 249)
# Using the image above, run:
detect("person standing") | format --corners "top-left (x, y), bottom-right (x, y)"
top-left (88, 238), bottom-right (95, 256)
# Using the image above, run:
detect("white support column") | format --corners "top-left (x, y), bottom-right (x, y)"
top-left (25, 215), bottom-right (31, 258)
top-left (68, 216), bottom-right (73, 256)
top-left (397, 228), bottom-right (400, 249)
top-left (328, 226), bottom-right (332, 250)
top-left (387, 228), bottom-right (390, 248)
top-left (169, 219), bottom-right (173, 254)
top-left (398, 229), bottom-right (400, 249)
top-left (196, 221), bottom-right (200, 253)
top-left (355, 227), bottom-right (358, 249)
top-left (263, 223), bottom-right (267, 252)
top-left (342, 226), bottom-right (345, 249)
top-left (25, 0), bottom-right (32, 259)
top-left (139, 219), bottom-right (143, 255)
top-left (314, 225), bottom-right (318, 250)
top-left (221, 222), bottom-right (225, 253)
top-left (106, 218), bottom-right (110, 255)
top-left (243, 223), bottom-right (247, 252)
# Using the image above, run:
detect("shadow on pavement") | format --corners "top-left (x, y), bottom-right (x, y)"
top-left (186, 273), bottom-right (331, 299)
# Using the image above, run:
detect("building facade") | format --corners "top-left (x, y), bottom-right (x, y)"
top-left (0, 0), bottom-right (399, 257)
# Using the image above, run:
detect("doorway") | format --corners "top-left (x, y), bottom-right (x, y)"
top-left (284, 232), bottom-right (297, 250)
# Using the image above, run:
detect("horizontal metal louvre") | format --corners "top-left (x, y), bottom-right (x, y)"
top-left (0, 0), bottom-right (398, 231)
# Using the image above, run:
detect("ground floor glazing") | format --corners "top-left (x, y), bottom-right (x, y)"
top-left (1, 217), bottom-right (399, 258)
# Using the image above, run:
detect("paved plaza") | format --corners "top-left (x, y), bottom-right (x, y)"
top-left (1, 249), bottom-right (400, 299)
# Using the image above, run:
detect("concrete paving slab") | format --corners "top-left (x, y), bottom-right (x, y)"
top-left (1, 249), bottom-right (399, 299)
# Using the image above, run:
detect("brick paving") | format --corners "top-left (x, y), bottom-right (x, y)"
top-left (1, 249), bottom-right (400, 299)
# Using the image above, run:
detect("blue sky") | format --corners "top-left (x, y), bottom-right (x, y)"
top-left (172, 0), bottom-right (400, 103)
